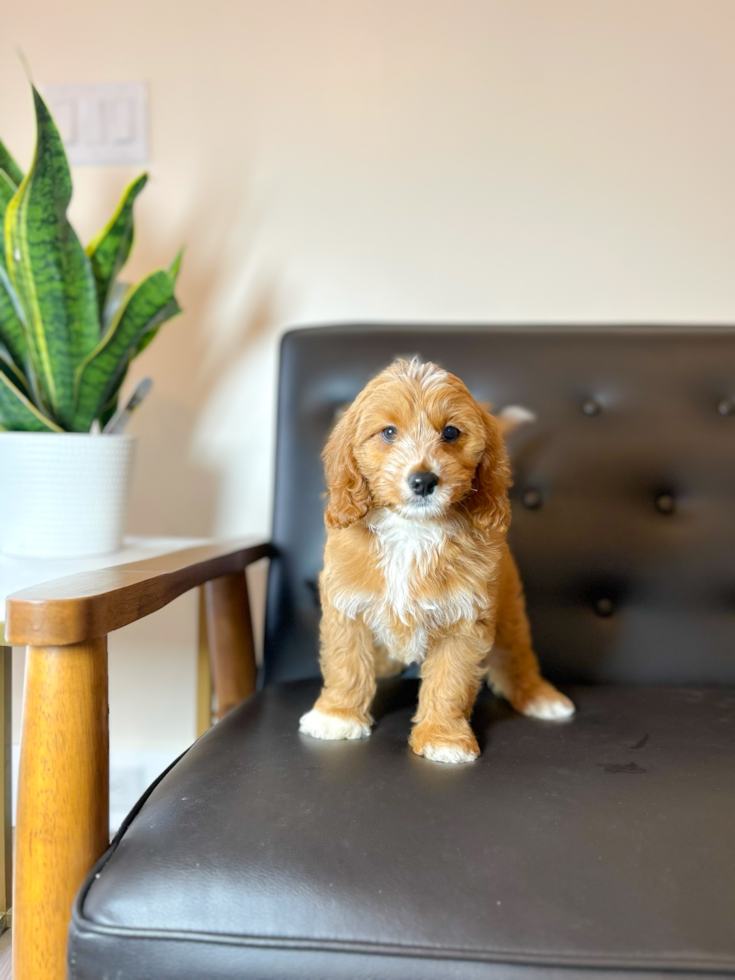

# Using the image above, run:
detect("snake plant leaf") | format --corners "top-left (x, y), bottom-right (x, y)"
top-left (98, 390), bottom-right (121, 430)
top-left (91, 250), bottom-right (182, 427)
top-left (87, 173), bottom-right (148, 320)
top-left (0, 172), bottom-right (29, 371)
top-left (0, 352), bottom-right (29, 403)
top-left (92, 345), bottom-right (133, 430)
top-left (0, 168), bottom-right (17, 212)
top-left (168, 247), bottom-right (184, 283)
top-left (0, 140), bottom-right (23, 188)
top-left (5, 87), bottom-right (100, 427)
top-left (102, 279), bottom-right (128, 334)
top-left (0, 359), bottom-right (61, 431)
top-left (134, 250), bottom-right (183, 357)
top-left (135, 323), bottom-right (160, 356)
top-left (0, 349), bottom-right (31, 398)
top-left (72, 266), bottom-right (180, 431)
top-left (95, 279), bottom-right (131, 421)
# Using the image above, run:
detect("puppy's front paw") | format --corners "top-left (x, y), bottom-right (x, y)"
top-left (410, 721), bottom-right (480, 764)
top-left (422, 742), bottom-right (480, 764)
top-left (299, 708), bottom-right (372, 741)
top-left (518, 682), bottom-right (576, 721)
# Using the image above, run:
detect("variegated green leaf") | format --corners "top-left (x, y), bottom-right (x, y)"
top-left (94, 278), bottom-right (133, 422)
top-left (0, 170), bottom-right (29, 373)
top-left (99, 390), bottom-right (121, 430)
top-left (102, 279), bottom-right (128, 334)
top-left (5, 87), bottom-right (100, 427)
top-left (92, 346), bottom-right (133, 430)
top-left (72, 266), bottom-right (180, 431)
top-left (0, 350), bottom-right (31, 398)
top-left (168, 247), bottom-right (184, 283)
top-left (0, 359), bottom-right (61, 431)
top-left (0, 167), bottom-right (16, 209)
top-left (87, 173), bottom-right (147, 320)
top-left (132, 250), bottom-right (183, 357)
top-left (0, 140), bottom-right (23, 188)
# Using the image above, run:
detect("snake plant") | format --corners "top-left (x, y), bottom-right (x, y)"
top-left (0, 85), bottom-right (181, 432)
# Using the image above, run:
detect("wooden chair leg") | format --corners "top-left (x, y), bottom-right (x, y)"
top-left (0, 645), bottom-right (11, 929)
top-left (14, 638), bottom-right (109, 980)
top-left (196, 588), bottom-right (213, 737)
top-left (204, 572), bottom-right (257, 719)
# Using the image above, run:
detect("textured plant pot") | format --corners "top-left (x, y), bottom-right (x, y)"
top-left (0, 433), bottom-right (136, 559)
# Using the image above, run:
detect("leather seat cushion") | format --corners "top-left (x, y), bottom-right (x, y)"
top-left (69, 679), bottom-right (735, 979)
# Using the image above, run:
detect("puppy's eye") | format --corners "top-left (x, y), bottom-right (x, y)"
top-left (442, 425), bottom-right (461, 443)
top-left (381, 426), bottom-right (398, 443)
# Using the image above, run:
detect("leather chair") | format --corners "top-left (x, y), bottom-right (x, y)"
top-left (68, 326), bottom-right (735, 979)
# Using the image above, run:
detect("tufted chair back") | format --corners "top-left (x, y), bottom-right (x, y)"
top-left (263, 326), bottom-right (735, 686)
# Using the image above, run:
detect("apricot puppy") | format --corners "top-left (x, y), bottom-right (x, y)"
top-left (300, 359), bottom-right (574, 763)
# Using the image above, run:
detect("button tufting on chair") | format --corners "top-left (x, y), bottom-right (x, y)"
top-left (656, 493), bottom-right (675, 514)
top-left (67, 327), bottom-right (735, 980)
top-left (522, 488), bottom-right (543, 509)
top-left (595, 597), bottom-right (615, 617)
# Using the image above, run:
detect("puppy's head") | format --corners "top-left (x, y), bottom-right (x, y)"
top-left (323, 359), bottom-right (511, 531)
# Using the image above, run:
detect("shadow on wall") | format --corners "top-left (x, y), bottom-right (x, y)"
top-left (123, 181), bottom-right (287, 540)
top-left (191, 282), bottom-right (285, 539)
top-left (126, 396), bottom-right (219, 538)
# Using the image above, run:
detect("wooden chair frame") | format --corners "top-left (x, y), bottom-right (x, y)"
top-left (0, 645), bottom-right (11, 934)
top-left (4, 539), bottom-right (271, 980)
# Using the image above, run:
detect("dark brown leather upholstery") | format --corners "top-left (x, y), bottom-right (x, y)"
top-left (265, 325), bottom-right (735, 686)
top-left (70, 680), bottom-right (735, 978)
top-left (68, 327), bottom-right (735, 978)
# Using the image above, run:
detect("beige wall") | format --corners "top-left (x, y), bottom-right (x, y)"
top-left (4, 0), bottom-right (735, 763)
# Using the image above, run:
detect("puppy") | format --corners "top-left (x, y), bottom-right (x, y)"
top-left (300, 359), bottom-right (574, 764)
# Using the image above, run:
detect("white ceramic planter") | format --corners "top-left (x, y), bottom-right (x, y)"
top-left (0, 433), bottom-right (136, 559)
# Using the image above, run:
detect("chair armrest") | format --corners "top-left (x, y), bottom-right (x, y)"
top-left (5, 539), bottom-right (273, 646)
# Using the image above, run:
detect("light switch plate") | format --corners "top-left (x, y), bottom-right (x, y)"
top-left (40, 82), bottom-right (148, 166)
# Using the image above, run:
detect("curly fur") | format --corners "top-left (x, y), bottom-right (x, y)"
top-left (301, 359), bottom-right (574, 763)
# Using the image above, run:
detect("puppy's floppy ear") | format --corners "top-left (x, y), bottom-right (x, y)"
top-left (323, 405), bottom-right (371, 529)
top-left (465, 407), bottom-right (512, 533)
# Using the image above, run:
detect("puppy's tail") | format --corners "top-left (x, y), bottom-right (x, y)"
top-left (497, 405), bottom-right (537, 437)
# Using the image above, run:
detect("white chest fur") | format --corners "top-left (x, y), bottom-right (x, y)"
top-left (330, 509), bottom-right (485, 665)
top-left (367, 510), bottom-right (447, 663)
top-left (370, 509), bottom-right (447, 622)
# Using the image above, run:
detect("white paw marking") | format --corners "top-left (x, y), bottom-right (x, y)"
top-left (523, 695), bottom-right (576, 721)
top-left (422, 742), bottom-right (479, 764)
top-left (299, 709), bottom-right (371, 741)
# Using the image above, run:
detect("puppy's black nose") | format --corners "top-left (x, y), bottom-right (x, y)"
top-left (408, 470), bottom-right (439, 497)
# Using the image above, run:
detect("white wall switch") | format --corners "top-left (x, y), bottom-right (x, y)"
top-left (40, 82), bottom-right (149, 166)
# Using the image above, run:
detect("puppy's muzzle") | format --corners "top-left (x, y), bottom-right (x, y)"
top-left (407, 470), bottom-right (439, 498)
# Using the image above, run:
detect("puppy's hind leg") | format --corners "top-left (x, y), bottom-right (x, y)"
top-left (486, 546), bottom-right (575, 721)
top-left (299, 603), bottom-right (376, 740)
